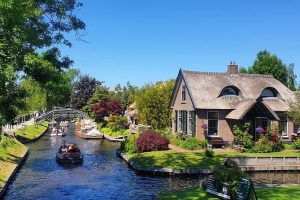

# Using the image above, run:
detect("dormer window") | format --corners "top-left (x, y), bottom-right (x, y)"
top-left (261, 88), bottom-right (276, 98)
top-left (181, 85), bottom-right (186, 102)
top-left (221, 87), bottom-right (238, 96)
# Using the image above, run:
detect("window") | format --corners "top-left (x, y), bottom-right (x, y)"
top-left (182, 86), bottom-right (186, 102)
top-left (178, 110), bottom-right (187, 133)
top-left (174, 111), bottom-right (178, 132)
top-left (261, 88), bottom-right (276, 98)
top-left (208, 111), bottom-right (218, 136)
top-left (221, 87), bottom-right (237, 96)
top-left (279, 120), bottom-right (288, 137)
top-left (189, 111), bottom-right (196, 136)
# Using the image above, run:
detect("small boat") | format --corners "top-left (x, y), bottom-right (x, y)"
top-left (60, 120), bottom-right (69, 127)
top-left (56, 143), bottom-right (83, 164)
top-left (50, 127), bottom-right (66, 137)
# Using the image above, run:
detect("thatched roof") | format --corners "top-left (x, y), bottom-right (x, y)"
top-left (171, 69), bottom-right (295, 112)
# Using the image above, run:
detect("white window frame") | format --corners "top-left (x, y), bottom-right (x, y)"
top-left (280, 120), bottom-right (289, 138)
top-left (207, 111), bottom-right (219, 137)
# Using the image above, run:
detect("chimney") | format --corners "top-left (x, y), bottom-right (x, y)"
top-left (227, 61), bottom-right (239, 74)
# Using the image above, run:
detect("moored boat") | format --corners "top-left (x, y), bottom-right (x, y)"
top-left (56, 143), bottom-right (83, 164)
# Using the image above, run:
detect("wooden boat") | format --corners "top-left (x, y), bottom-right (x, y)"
top-left (56, 144), bottom-right (83, 164)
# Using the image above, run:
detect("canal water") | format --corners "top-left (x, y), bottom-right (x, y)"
top-left (4, 124), bottom-right (199, 200)
top-left (4, 124), bottom-right (300, 199)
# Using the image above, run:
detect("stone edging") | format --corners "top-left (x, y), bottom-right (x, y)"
top-left (116, 149), bottom-right (215, 175)
top-left (16, 126), bottom-right (49, 144)
top-left (103, 134), bottom-right (125, 142)
top-left (0, 146), bottom-right (29, 198)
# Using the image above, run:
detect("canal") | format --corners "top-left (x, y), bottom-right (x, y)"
top-left (4, 124), bottom-right (199, 200)
top-left (4, 124), bottom-right (300, 199)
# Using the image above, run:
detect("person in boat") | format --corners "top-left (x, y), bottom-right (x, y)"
top-left (60, 141), bottom-right (68, 152)
top-left (52, 127), bottom-right (57, 134)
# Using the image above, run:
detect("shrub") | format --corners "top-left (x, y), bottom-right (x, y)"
top-left (177, 137), bottom-right (207, 150)
top-left (233, 123), bottom-right (253, 149)
top-left (283, 143), bottom-right (293, 150)
top-left (252, 136), bottom-right (273, 153)
top-left (214, 160), bottom-right (246, 199)
top-left (292, 138), bottom-right (300, 149)
top-left (107, 116), bottom-right (128, 132)
top-left (205, 149), bottom-right (214, 157)
top-left (155, 129), bottom-right (174, 140)
top-left (136, 131), bottom-right (169, 153)
top-left (100, 127), bottom-right (129, 137)
top-left (120, 133), bottom-right (140, 154)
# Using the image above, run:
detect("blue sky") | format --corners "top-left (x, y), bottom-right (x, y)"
top-left (60, 0), bottom-right (300, 89)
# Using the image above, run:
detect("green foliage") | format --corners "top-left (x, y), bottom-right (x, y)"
top-left (251, 135), bottom-right (273, 153)
top-left (242, 50), bottom-right (293, 88)
top-left (120, 133), bottom-right (140, 154)
top-left (107, 116), bottom-right (128, 132)
top-left (214, 160), bottom-right (246, 199)
top-left (288, 95), bottom-right (300, 124)
top-left (292, 138), bottom-right (300, 150)
top-left (283, 143), bottom-right (293, 150)
top-left (83, 86), bottom-right (110, 118)
top-left (232, 123), bottom-right (253, 149)
top-left (177, 137), bottom-right (207, 150)
top-left (135, 80), bottom-right (175, 129)
top-left (0, 135), bottom-right (16, 149)
top-left (155, 129), bottom-right (174, 140)
top-left (0, 0), bottom-right (85, 123)
top-left (100, 127), bottom-right (129, 137)
top-left (205, 149), bottom-right (214, 157)
top-left (70, 75), bottom-right (102, 109)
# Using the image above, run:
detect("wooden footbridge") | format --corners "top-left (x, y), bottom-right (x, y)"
top-left (35, 108), bottom-right (89, 124)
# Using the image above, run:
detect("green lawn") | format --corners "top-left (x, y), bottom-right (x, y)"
top-left (158, 186), bottom-right (300, 200)
top-left (127, 150), bottom-right (300, 170)
top-left (13, 121), bottom-right (49, 140)
top-left (0, 138), bottom-right (28, 189)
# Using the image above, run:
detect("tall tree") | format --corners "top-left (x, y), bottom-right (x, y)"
top-left (70, 75), bottom-right (102, 110)
top-left (288, 94), bottom-right (300, 124)
top-left (135, 80), bottom-right (175, 129)
top-left (0, 0), bottom-right (85, 125)
top-left (242, 50), bottom-right (288, 86)
top-left (287, 63), bottom-right (297, 91)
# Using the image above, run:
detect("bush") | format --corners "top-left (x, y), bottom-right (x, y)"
top-left (120, 133), bottom-right (140, 154)
top-left (155, 129), bottom-right (174, 140)
top-left (176, 137), bottom-right (207, 150)
top-left (214, 160), bottom-right (246, 199)
top-left (106, 116), bottom-right (128, 131)
top-left (283, 143), bottom-right (293, 150)
top-left (205, 149), bottom-right (214, 157)
top-left (292, 138), bottom-right (300, 149)
top-left (232, 123), bottom-right (253, 149)
top-left (251, 136), bottom-right (273, 153)
top-left (100, 127), bottom-right (129, 137)
top-left (136, 131), bottom-right (169, 153)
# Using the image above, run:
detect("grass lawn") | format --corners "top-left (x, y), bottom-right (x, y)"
top-left (127, 150), bottom-right (300, 170)
top-left (158, 186), bottom-right (300, 200)
top-left (0, 138), bottom-right (28, 189)
top-left (13, 121), bottom-right (48, 140)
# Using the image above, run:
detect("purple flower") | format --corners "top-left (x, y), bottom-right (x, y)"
top-left (201, 124), bottom-right (208, 130)
top-left (255, 127), bottom-right (265, 134)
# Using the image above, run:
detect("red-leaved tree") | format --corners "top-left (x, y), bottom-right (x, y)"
top-left (92, 99), bottom-right (123, 120)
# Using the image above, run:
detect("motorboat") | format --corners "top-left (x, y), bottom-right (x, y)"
top-left (56, 143), bottom-right (83, 164)
top-left (51, 127), bottom-right (66, 137)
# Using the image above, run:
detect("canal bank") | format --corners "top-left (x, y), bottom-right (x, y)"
top-left (0, 139), bottom-right (28, 198)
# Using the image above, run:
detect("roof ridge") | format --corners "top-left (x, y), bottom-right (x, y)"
top-left (181, 69), bottom-right (274, 78)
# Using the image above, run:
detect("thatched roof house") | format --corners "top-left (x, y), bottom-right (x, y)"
top-left (170, 63), bottom-right (295, 144)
